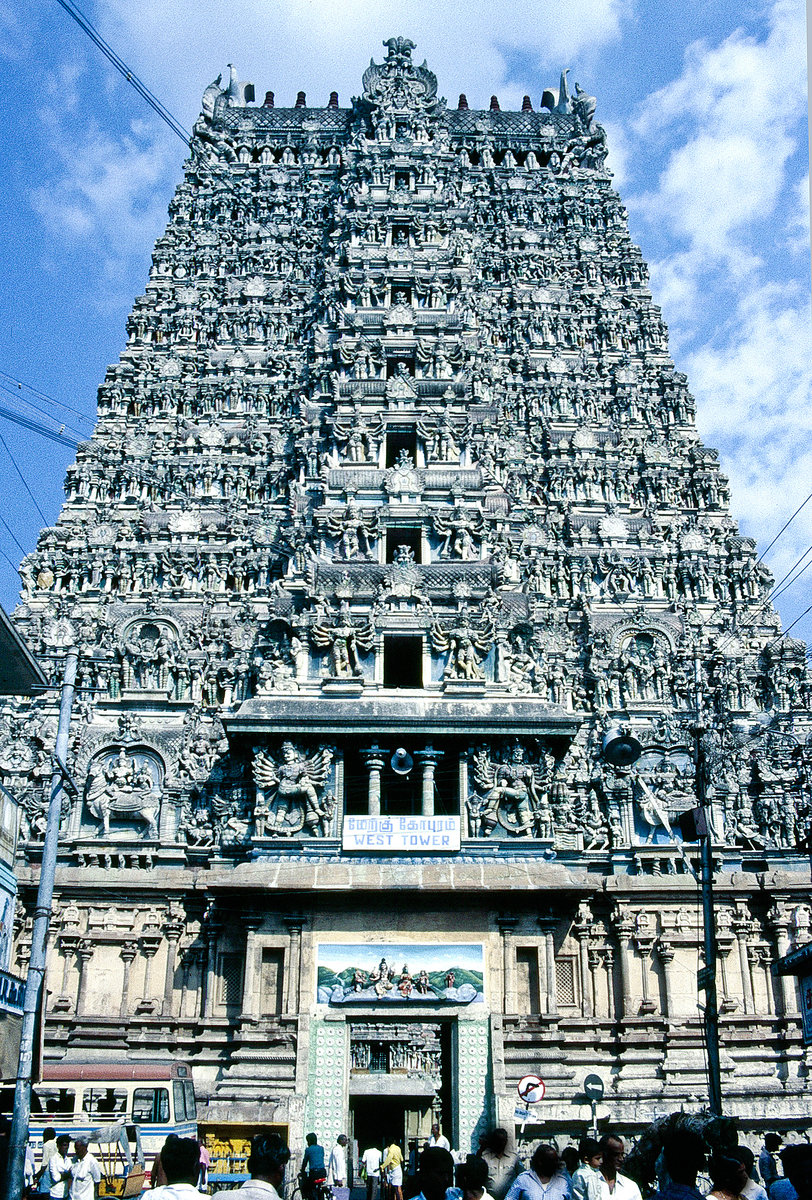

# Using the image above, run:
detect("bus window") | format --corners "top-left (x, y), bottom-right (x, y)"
top-left (172, 1080), bottom-right (187, 1122)
top-left (83, 1088), bottom-right (127, 1120)
top-left (32, 1088), bottom-right (76, 1117)
top-left (183, 1080), bottom-right (196, 1120)
top-left (132, 1087), bottom-right (170, 1124)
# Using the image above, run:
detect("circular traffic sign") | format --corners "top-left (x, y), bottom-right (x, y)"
top-left (583, 1073), bottom-right (604, 1102)
top-left (517, 1074), bottom-right (546, 1104)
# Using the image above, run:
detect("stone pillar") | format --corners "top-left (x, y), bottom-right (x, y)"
top-left (417, 746), bottom-right (442, 817)
top-left (769, 905), bottom-right (796, 1016)
top-left (604, 948), bottom-right (617, 1019)
top-left (757, 949), bottom-right (774, 1016)
top-left (203, 922), bottom-right (220, 1019)
top-left (573, 903), bottom-right (593, 1018)
top-left (612, 909), bottom-right (635, 1018)
top-left (284, 914), bottom-right (304, 1014)
top-left (362, 747), bottom-right (385, 817)
top-left (657, 940), bottom-right (675, 1020)
top-left (733, 906), bottom-right (755, 1015)
top-left (588, 949), bottom-right (601, 1017)
top-left (55, 935), bottom-right (78, 1010)
top-left (537, 916), bottom-right (557, 1017)
top-left (120, 941), bottom-right (137, 1018)
top-left (180, 946), bottom-right (201, 1020)
top-left (497, 915), bottom-right (518, 1013)
top-left (240, 913), bottom-right (264, 1020)
top-left (162, 920), bottom-right (183, 1017)
top-left (635, 933), bottom-right (657, 1015)
top-left (138, 936), bottom-right (161, 1013)
top-left (458, 751), bottom-right (469, 831)
top-left (75, 939), bottom-right (94, 1017)
top-left (717, 926), bottom-right (737, 1012)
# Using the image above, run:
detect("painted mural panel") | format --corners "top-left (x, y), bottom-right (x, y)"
top-left (316, 943), bottom-right (485, 1005)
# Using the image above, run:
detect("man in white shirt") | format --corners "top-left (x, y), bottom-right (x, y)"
top-left (597, 1137), bottom-right (641, 1200)
top-left (328, 1135), bottom-right (348, 1188)
top-left (362, 1144), bottom-right (383, 1200)
top-left (212, 1133), bottom-right (291, 1200)
top-left (43, 1135), bottom-right (72, 1199)
top-left (149, 1137), bottom-right (209, 1200)
top-left (69, 1139), bottom-right (101, 1200)
top-left (428, 1126), bottom-right (451, 1153)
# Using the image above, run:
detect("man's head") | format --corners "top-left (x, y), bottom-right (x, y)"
top-left (160, 1136), bottom-right (203, 1186)
top-left (732, 1146), bottom-right (755, 1176)
top-left (578, 1138), bottom-right (602, 1170)
top-left (56, 1135), bottom-right (71, 1157)
top-left (765, 1134), bottom-right (783, 1153)
top-left (418, 1147), bottom-right (455, 1200)
top-left (74, 1138), bottom-right (89, 1161)
top-left (781, 1145), bottom-right (812, 1200)
top-left (598, 1136), bottom-right (625, 1180)
top-left (663, 1130), bottom-right (706, 1188)
top-left (337, 1135), bottom-right (347, 1147)
top-left (43, 1129), bottom-right (56, 1144)
top-left (431, 1124), bottom-right (441, 1138)
top-left (462, 1156), bottom-right (489, 1197)
top-left (708, 1154), bottom-right (748, 1197)
top-left (530, 1145), bottom-right (559, 1182)
top-left (306, 1133), bottom-right (319, 1147)
top-left (248, 1133), bottom-right (291, 1187)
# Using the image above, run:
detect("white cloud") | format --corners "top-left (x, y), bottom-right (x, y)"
top-left (93, 0), bottom-right (628, 117)
top-left (627, 0), bottom-right (808, 319)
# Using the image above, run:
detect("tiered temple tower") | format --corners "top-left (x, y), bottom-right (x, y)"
top-left (5, 37), bottom-right (812, 1154)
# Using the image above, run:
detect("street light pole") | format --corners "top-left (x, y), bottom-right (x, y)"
top-left (5, 648), bottom-right (79, 1200)
top-left (695, 724), bottom-right (723, 1116)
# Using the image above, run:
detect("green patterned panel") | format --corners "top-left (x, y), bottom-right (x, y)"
top-left (306, 1018), bottom-right (349, 1143)
top-left (456, 1019), bottom-right (492, 1153)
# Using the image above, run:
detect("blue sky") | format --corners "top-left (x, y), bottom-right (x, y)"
top-left (0, 0), bottom-right (810, 639)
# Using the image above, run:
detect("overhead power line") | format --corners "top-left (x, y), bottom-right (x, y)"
top-left (0, 432), bottom-right (49, 524)
top-left (0, 369), bottom-right (94, 428)
top-left (54, 0), bottom-right (192, 145)
top-left (0, 402), bottom-right (80, 448)
top-left (0, 382), bottom-right (88, 441)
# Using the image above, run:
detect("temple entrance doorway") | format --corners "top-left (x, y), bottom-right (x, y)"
top-left (350, 1095), bottom-right (433, 1160)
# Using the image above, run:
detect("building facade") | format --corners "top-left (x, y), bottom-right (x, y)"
top-left (5, 38), bottom-right (812, 1156)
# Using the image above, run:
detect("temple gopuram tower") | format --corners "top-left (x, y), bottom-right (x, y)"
top-left (5, 37), bottom-right (812, 1156)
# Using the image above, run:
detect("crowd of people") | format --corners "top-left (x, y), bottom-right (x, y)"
top-left (9, 1119), bottom-right (812, 1200)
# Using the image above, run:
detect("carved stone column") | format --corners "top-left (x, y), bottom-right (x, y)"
top-left (588, 949), bottom-right (602, 1017)
top-left (717, 922), bottom-right (738, 1012)
top-left (657, 940), bottom-right (675, 1020)
top-left (612, 908), bottom-right (635, 1018)
top-left (283, 913), bottom-right (304, 1014)
top-left (573, 903), bottom-right (593, 1018)
top-left (416, 746), bottom-right (442, 817)
top-left (120, 941), bottom-right (138, 1018)
top-left (75, 939), bottom-right (94, 1017)
top-left (54, 935), bottom-right (78, 1011)
top-left (162, 919), bottom-right (184, 1017)
top-left (203, 919), bottom-right (221, 1020)
top-left (769, 904), bottom-right (797, 1016)
top-left (603, 948), bottom-right (617, 1019)
top-left (362, 746), bottom-right (385, 817)
top-left (240, 912), bottom-right (264, 1020)
top-left (635, 932), bottom-right (657, 1015)
top-left (137, 935), bottom-right (162, 1013)
top-left (537, 915), bottom-right (558, 1017)
top-left (497, 914), bottom-right (519, 1013)
top-left (733, 905), bottom-right (755, 1015)
top-left (180, 946), bottom-right (202, 1020)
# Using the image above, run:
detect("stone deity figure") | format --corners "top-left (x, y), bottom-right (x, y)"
top-left (311, 602), bottom-right (375, 678)
top-left (253, 742), bottom-right (335, 836)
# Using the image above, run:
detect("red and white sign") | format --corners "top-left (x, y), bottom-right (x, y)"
top-left (517, 1074), bottom-right (546, 1104)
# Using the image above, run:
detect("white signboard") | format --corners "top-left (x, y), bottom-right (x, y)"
top-left (343, 816), bottom-right (461, 852)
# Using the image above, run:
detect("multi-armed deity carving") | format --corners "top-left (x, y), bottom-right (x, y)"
top-left (311, 601), bottom-right (376, 679)
top-left (253, 743), bottom-right (335, 837)
top-left (468, 741), bottom-right (554, 838)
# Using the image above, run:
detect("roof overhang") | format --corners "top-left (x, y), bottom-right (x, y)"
top-left (0, 607), bottom-right (47, 695)
top-left (225, 695), bottom-right (581, 738)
